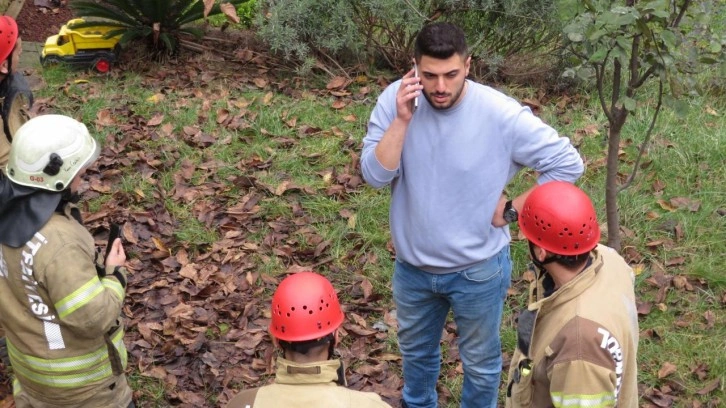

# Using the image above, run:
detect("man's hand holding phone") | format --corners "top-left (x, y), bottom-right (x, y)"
top-left (412, 62), bottom-right (419, 112)
top-left (397, 59), bottom-right (422, 120)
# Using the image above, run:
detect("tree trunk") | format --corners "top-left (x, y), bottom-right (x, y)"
top-left (606, 112), bottom-right (626, 252)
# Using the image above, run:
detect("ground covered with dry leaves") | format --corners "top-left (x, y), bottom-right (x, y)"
top-left (1, 12), bottom-right (724, 408)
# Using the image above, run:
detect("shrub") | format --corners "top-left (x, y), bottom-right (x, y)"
top-left (70, 0), bottom-right (252, 56)
top-left (208, 0), bottom-right (258, 29)
top-left (254, 0), bottom-right (563, 78)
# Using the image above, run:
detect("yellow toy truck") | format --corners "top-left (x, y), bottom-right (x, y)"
top-left (40, 18), bottom-right (122, 73)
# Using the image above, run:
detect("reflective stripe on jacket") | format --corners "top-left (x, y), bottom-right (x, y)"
top-left (0, 205), bottom-right (129, 406)
top-left (7, 326), bottom-right (126, 388)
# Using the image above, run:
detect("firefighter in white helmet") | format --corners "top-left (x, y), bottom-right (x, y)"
top-left (0, 115), bottom-right (133, 407)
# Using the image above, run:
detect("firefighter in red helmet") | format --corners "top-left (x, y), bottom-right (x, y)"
top-left (506, 182), bottom-right (639, 408)
top-left (0, 15), bottom-right (33, 170)
top-left (0, 13), bottom-right (34, 383)
top-left (224, 272), bottom-right (392, 408)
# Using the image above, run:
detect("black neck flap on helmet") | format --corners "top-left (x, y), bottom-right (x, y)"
top-left (0, 174), bottom-right (62, 248)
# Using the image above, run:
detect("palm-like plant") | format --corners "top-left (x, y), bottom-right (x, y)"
top-left (70, 0), bottom-right (250, 55)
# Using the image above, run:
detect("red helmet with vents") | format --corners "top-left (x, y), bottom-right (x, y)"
top-left (0, 16), bottom-right (18, 64)
top-left (269, 272), bottom-right (345, 342)
top-left (519, 181), bottom-right (600, 256)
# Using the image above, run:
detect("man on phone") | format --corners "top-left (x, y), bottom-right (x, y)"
top-left (360, 22), bottom-right (583, 408)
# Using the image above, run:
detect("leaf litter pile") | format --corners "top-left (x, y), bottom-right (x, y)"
top-left (1, 30), bottom-right (724, 408)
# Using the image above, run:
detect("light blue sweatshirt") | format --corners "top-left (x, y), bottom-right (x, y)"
top-left (361, 80), bottom-right (584, 273)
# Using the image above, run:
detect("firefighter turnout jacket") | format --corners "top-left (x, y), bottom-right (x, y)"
top-left (225, 357), bottom-right (392, 408)
top-left (0, 73), bottom-right (33, 170)
top-left (0, 204), bottom-right (132, 407)
top-left (505, 245), bottom-right (639, 408)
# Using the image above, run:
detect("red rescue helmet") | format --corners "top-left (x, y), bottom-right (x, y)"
top-left (519, 181), bottom-right (600, 256)
top-left (269, 272), bottom-right (345, 342)
top-left (0, 16), bottom-right (18, 63)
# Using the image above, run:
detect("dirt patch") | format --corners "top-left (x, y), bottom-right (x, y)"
top-left (16, 0), bottom-right (75, 43)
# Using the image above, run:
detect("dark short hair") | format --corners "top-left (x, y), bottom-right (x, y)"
top-left (278, 333), bottom-right (334, 355)
top-left (414, 22), bottom-right (468, 60)
top-left (553, 252), bottom-right (590, 269)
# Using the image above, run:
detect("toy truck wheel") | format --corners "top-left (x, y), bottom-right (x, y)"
top-left (41, 55), bottom-right (62, 66)
top-left (93, 57), bottom-right (111, 73)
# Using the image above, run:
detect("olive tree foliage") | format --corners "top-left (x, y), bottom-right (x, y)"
top-left (254, 0), bottom-right (562, 77)
top-left (562, 0), bottom-right (725, 251)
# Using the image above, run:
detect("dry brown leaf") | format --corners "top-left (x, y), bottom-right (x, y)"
top-left (147, 113), bottom-right (164, 126)
top-left (658, 362), bottom-right (677, 379)
top-left (326, 76), bottom-right (349, 90)
top-left (646, 211), bottom-right (661, 220)
top-left (360, 278), bottom-right (373, 300)
top-left (253, 77), bottom-right (268, 88)
top-left (152, 237), bottom-right (169, 254)
top-left (672, 275), bottom-right (693, 291)
top-left (216, 108), bottom-right (230, 124)
top-left (657, 199), bottom-right (677, 211)
top-left (696, 378), bottom-right (720, 395)
top-left (690, 363), bottom-right (709, 380)
top-left (652, 179), bottom-right (666, 192)
top-left (274, 180), bottom-right (292, 196)
top-left (637, 301), bottom-right (652, 316)
top-left (703, 310), bottom-right (715, 329)
top-left (665, 257), bottom-right (686, 267)
top-left (220, 3), bottom-right (240, 23)
top-left (331, 100), bottom-right (348, 109)
top-left (704, 105), bottom-right (718, 116)
top-left (202, 0), bottom-right (215, 17)
top-left (160, 122), bottom-right (173, 136)
top-left (95, 109), bottom-right (114, 127)
top-left (670, 196), bottom-right (701, 212)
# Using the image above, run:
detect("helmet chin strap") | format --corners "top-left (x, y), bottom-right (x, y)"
top-left (528, 241), bottom-right (558, 278)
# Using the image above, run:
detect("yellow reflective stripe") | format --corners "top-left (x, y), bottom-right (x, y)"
top-left (102, 277), bottom-right (124, 301)
top-left (7, 335), bottom-right (127, 389)
top-left (551, 391), bottom-right (616, 407)
top-left (111, 327), bottom-right (129, 369)
top-left (55, 277), bottom-right (104, 318)
top-left (12, 356), bottom-right (114, 388)
top-left (7, 338), bottom-right (108, 372)
top-left (12, 377), bottom-right (22, 396)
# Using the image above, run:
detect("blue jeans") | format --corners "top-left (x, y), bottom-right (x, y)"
top-left (393, 246), bottom-right (512, 408)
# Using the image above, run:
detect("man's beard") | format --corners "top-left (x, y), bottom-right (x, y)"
top-left (424, 81), bottom-right (466, 110)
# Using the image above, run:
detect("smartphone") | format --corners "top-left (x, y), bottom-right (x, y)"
top-left (413, 62), bottom-right (419, 112)
top-left (105, 223), bottom-right (121, 260)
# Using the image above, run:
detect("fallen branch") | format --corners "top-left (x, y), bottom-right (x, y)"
top-left (179, 39), bottom-right (235, 60)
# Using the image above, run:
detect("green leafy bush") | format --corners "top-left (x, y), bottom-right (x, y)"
top-left (70, 0), bottom-right (252, 55)
top-left (255, 0), bottom-right (562, 77)
top-left (208, 0), bottom-right (258, 29)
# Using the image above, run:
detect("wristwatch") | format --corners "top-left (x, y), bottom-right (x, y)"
top-left (503, 200), bottom-right (518, 224)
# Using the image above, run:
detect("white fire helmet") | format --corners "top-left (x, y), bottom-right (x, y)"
top-left (5, 114), bottom-right (101, 191)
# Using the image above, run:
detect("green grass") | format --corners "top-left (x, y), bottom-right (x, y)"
top-left (33, 55), bottom-right (725, 407)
